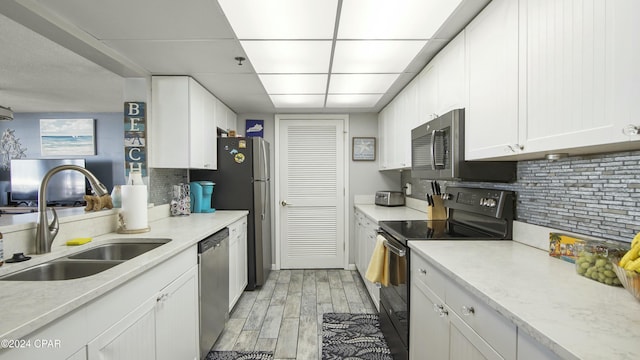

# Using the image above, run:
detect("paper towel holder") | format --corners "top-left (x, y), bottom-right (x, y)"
top-left (117, 213), bottom-right (151, 234)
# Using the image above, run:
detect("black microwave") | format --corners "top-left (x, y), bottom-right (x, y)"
top-left (411, 108), bottom-right (516, 182)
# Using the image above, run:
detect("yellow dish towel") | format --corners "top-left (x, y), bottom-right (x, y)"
top-left (365, 235), bottom-right (390, 287)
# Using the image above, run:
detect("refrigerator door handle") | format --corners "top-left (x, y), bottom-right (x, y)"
top-left (261, 139), bottom-right (269, 180)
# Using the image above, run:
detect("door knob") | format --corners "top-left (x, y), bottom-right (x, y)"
top-left (281, 200), bottom-right (289, 206)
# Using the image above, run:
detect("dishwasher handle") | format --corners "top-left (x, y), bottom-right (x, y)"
top-left (198, 228), bottom-right (229, 253)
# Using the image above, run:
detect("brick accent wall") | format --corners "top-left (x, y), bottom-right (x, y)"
top-left (401, 150), bottom-right (640, 243)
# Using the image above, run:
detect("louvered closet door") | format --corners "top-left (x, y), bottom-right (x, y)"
top-left (279, 119), bottom-right (345, 269)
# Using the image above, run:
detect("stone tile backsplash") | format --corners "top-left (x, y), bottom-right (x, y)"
top-left (401, 150), bottom-right (640, 243)
top-left (149, 168), bottom-right (189, 205)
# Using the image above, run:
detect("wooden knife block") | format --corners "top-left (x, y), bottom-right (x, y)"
top-left (427, 196), bottom-right (448, 220)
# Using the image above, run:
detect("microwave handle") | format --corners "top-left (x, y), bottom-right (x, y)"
top-left (431, 130), bottom-right (445, 170)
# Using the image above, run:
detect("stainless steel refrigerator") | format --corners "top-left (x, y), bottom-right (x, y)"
top-left (191, 137), bottom-right (271, 290)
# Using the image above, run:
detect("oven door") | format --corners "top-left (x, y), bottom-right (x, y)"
top-left (378, 230), bottom-right (409, 360)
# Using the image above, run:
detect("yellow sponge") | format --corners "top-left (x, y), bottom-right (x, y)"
top-left (66, 238), bottom-right (92, 246)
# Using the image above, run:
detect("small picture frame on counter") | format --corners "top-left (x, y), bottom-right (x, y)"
top-left (352, 137), bottom-right (376, 161)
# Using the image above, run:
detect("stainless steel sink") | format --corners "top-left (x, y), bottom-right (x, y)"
top-left (0, 259), bottom-right (122, 281)
top-left (68, 239), bottom-right (171, 261)
top-left (0, 238), bottom-right (172, 281)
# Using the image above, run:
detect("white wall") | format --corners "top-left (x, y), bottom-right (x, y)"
top-left (348, 113), bottom-right (400, 264)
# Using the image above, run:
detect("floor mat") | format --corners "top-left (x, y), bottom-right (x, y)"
top-left (322, 313), bottom-right (393, 360)
top-left (205, 351), bottom-right (273, 360)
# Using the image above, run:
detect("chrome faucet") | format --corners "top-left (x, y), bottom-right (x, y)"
top-left (35, 165), bottom-right (109, 254)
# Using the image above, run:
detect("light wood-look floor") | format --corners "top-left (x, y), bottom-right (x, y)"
top-left (212, 269), bottom-right (377, 360)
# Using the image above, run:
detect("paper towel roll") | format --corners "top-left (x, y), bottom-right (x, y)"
top-left (120, 185), bottom-right (148, 231)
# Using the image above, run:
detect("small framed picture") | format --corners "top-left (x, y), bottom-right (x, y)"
top-left (352, 137), bottom-right (376, 161)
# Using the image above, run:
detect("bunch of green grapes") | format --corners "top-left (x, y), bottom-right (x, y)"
top-left (576, 251), bottom-right (622, 286)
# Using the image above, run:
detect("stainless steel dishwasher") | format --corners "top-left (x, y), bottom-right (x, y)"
top-left (198, 228), bottom-right (229, 359)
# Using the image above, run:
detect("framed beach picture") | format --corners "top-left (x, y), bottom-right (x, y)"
top-left (352, 137), bottom-right (376, 161)
top-left (40, 118), bottom-right (96, 156)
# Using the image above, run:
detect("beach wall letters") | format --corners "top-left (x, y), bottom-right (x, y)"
top-left (124, 102), bottom-right (147, 178)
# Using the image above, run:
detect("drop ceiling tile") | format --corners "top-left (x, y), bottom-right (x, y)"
top-left (221, 94), bottom-right (275, 114)
top-left (33, 0), bottom-right (235, 40)
top-left (328, 74), bottom-right (400, 94)
top-left (326, 94), bottom-right (382, 108)
top-left (241, 41), bottom-right (332, 73)
top-left (218, 0), bottom-right (338, 39)
top-left (104, 39), bottom-right (250, 74)
top-left (258, 74), bottom-right (327, 94)
top-left (338, 0), bottom-right (463, 39)
top-left (332, 40), bottom-right (427, 73)
top-left (269, 94), bottom-right (325, 108)
top-left (195, 73), bottom-right (265, 96)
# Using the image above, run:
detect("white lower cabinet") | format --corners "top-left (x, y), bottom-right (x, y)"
top-left (156, 266), bottom-right (199, 360)
top-left (410, 251), bottom-right (516, 360)
top-left (411, 281), bottom-right (450, 359)
top-left (88, 263), bottom-right (199, 360)
top-left (354, 209), bottom-right (380, 310)
top-left (87, 297), bottom-right (157, 360)
top-left (89, 260), bottom-right (199, 360)
top-left (0, 246), bottom-right (199, 360)
top-left (229, 216), bottom-right (248, 311)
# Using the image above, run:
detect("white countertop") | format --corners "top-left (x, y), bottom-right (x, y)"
top-left (409, 241), bottom-right (640, 360)
top-left (0, 210), bottom-right (248, 342)
top-left (355, 204), bottom-right (427, 222)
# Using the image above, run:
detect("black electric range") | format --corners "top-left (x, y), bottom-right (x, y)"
top-left (378, 219), bottom-right (503, 246)
top-left (376, 187), bottom-right (515, 360)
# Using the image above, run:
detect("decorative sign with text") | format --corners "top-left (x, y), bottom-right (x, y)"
top-left (124, 102), bottom-right (147, 178)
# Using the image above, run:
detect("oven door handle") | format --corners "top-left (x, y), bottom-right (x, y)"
top-left (377, 230), bottom-right (407, 257)
top-left (383, 239), bottom-right (406, 257)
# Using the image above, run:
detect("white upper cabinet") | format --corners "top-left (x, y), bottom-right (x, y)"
top-left (150, 76), bottom-right (236, 168)
top-left (215, 97), bottom-right (237, 134)
top-left (465, 0), bottom-right (640, 160)
top-left (378, 101), bottom-right (399, 170)
top-left (151, 76), bottom-right (217, 169)
top-left (434, 31), bottom-right (466, 116)
top-left (417, 62), bottom-right (438, 126)
top-left (519, 0), bottom-right (609, 153)
top-left (519, 0), bottom-right (640, 155)
top-left (226, 105), bottom-right (237, 133)
top-left (398, 80), bottom-right (419, 168)
top-left (378, 31), bottom-right (466, 171)
top-left (379, 0), bottom-right (640, 163)
top-left (606, 0), bottom-right (640, 142)
top-left (465, 0), bottom-right (520, 160)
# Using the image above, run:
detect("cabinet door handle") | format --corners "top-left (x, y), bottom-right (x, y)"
top-left (156, 293), bottom-right (168, 303)
top-left (507, 144), bottom-right (524, 153)
top-left (433, 304), bottom-right (448, 317)
top-left (461, 306), bottom-right (475, 316)
top-left (623, 125), bottom-right (640, 136)
top-left (418, 268), bottom-right (427, 275)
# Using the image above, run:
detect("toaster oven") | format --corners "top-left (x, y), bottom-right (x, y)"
top-left (375, 191), bottom-right (405, 207)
